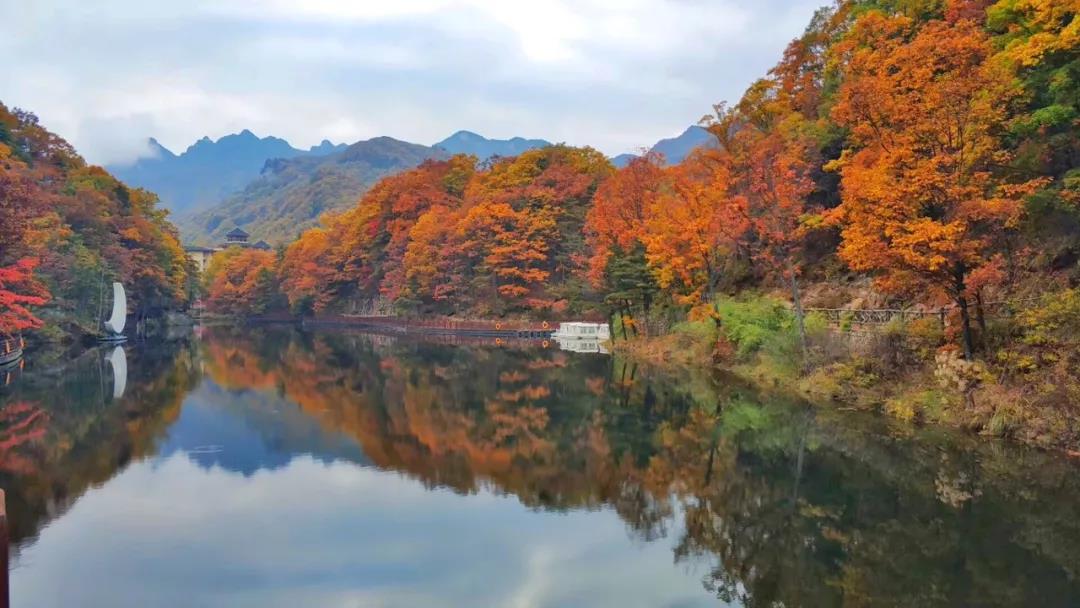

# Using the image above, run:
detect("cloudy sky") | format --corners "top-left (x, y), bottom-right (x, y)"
top-left (1, 0), bottom-right (825, 165)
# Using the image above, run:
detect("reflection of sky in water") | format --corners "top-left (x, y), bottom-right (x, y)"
top-left (157, 380), bottom-right (369, 475)
top-left (12, 455), bottom-right (718, 608)
top-left (10, 376), bottom-right (722, 608)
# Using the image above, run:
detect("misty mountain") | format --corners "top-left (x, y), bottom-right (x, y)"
top-left (434, 130), bottom-right (551, 160)
top-left (108, 130), bottom-right (346, 214)
top-left (612, 125), bottom-right (719, 167)
top-left (178, 136), bottom-right (446, 245)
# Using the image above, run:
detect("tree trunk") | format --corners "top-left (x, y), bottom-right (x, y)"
top-left (975, 290), bottom-right (987, 337)
top-left (624, 301), bottom-right (638, 337)
top-left (957, 294), bottom-right (975, 361)
top-left (642, 293), bottom-right (652, 336)
top-left (954, 268), bottom-right (974, 360)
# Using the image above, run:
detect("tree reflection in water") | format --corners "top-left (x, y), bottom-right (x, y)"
top-left (4, 326), bottom-right (1080, 606)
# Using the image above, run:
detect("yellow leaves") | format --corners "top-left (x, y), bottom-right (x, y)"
top-left (830, 12), bottom-right (1034, 301)
top-left (991, 0), bottom-right (1080, 67)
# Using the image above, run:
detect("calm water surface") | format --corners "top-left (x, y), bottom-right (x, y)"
top-left (2, 327), bottom-right (1080, 607)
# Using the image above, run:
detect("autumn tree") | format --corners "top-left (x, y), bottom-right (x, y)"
top-left (829, 13), bottom-right (1039, 358)
top-left (0, 258), bottom-right (49, 334)
top-left (0, 103), bottom-right (192, 336)
top-left (641, 152), bottom-right (746, 306)
top-left (205, 248), bottom-right (282, 315)
top-left (279, 227), bottom-right (339, 314)
top-left (456, 146), bottom-right (612, 313)
top-left (585, 154), bottom-right (665, 285)
top-left (400, 205), bottom-right (463, 311)
top-left (584, 154), bottom-right (665, 329)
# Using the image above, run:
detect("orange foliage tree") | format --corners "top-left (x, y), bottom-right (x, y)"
top-left (279, 227), bottom-right (339, 314)
top-left (457, 146), bottom-right (612, 312)
top-left (828, 13), bottom-right (1040, 358)
top-left (584, 154), bottom-right (665, 287)
top-left (641, 153), bottom-right (744, 306)
top-left (205, 248), bottom-right (282, 315)
top-left (278, 148), bottom-right (611, 316)
top-left (401, 204), bottom-right (463, 307)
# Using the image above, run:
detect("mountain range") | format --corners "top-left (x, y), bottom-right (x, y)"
top-left (108, 130), bottom-right (347, 215)
top-left (113, 126), bottom-right (717, 245)
top-left (177, 136), bottom-right (446, 244)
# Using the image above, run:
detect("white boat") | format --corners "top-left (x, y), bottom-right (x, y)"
top-left (552, 322), bottom-right (611, 341)
top-left (100, 282), bottom-right (128, 343)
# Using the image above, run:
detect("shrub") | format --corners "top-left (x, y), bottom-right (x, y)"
top-left (906, 317), bottom-right (944, 359)
top-left (1017, 289), bottom-right (1080, 349)
top-left (715, 295), bottom-right (794, 359)
top-left (884, 389), bottom-right (946, 424)
top-left (672, 318), bottom-right (718, 341)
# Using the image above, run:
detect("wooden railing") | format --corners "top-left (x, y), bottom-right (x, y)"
top-left (803, 308), bottom-right (946, 327)
top-left (802, 296), bottom-right (1047, 328)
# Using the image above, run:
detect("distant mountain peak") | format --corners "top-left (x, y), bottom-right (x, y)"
top-left (611, 124), bottom-right (718, 167)
top-left (308, 139), bottom-right (346, 155)
top-left (145, 137), bottom-right (176, 159)
top-left (447, 130), bottom-right (482, 140)
top-left (434, 131), bottom-right (551, 160)
top-left (109, 130), bottom-right (345, 215)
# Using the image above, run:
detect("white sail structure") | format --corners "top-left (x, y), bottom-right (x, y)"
top-left (104, 282), bottom-right (127, 335)
top-left (107, 345), bottom-right (127, 400)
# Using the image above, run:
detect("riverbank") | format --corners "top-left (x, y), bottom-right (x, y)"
top-left (611, 294), bottom-right (1080, 454)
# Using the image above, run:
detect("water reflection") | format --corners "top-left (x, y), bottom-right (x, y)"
top-left (2, 327), bottom-right (1080, 607)
top-left (107, 346), bottom-right (127, 400)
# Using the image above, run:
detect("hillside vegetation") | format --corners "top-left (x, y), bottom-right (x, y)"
top-left (179, 136), bottom-right (446, 245)
top-left (205, 0), bottom-right (1080, 448)
top-left (0, 103), bottom-right (195, 343)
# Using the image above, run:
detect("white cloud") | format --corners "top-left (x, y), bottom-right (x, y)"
top-left (11, 454), bottom-right (716, 608)
top-left (0, 0), bottom-right (826, 164)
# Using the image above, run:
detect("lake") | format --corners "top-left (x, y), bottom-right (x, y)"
top-left (2, 326), bottom-right (1080, 607)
